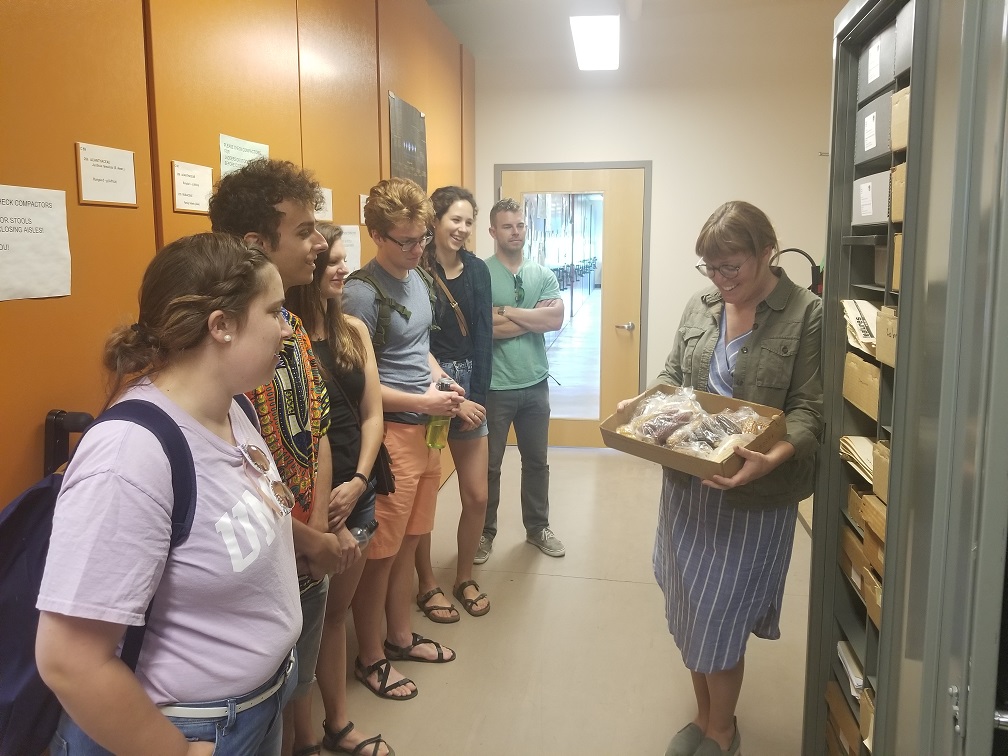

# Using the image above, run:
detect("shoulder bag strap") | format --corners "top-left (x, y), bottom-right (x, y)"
top-left (433, 273), bottom-right (469, 337)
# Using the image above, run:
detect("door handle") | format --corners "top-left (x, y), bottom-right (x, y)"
top-left (615, 322), bottom-right (636, 331)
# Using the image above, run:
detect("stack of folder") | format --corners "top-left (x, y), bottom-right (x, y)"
top-left (840, 435), bottom-right (874, 482)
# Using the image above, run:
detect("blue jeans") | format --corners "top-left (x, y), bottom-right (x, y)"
top-left (485, 378), bottom-right (551, 539)
top-left (440, 358), bottom-right (489, 440)
top-left (51, 652), bottom-right (297, 755)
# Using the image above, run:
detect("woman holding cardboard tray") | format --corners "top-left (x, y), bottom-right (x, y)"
top-left (617, 201), bottom-right (823, 756)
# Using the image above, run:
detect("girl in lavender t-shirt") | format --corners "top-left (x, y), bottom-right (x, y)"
top-left (36, 234), bottom-right (302, 756)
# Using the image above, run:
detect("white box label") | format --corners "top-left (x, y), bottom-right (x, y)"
top-left (868, 39), bottom-right (881, 82)
top-left (864, 112), bottom-right (877, 151)
top-left (860, 182), bottom-right (874, 218)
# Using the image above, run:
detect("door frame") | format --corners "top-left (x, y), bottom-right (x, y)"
top-left (493, 160), bottom-right (653, 395)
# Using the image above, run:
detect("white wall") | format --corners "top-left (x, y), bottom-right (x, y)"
top-left (468, 0), bottom-right (840, 385)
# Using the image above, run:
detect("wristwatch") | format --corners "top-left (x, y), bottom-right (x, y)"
top-left (497, 306), bottom-right (506, 316)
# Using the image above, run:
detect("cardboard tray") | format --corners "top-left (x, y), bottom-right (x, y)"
top-left (599, 386), bottom-right (786, 479)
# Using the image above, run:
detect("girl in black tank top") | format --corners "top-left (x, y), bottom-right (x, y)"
top-left (285, 224), bottom-right (394, 756)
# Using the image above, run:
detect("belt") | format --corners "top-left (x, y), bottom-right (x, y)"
top-left (159, 651), bottom-right (295, 719)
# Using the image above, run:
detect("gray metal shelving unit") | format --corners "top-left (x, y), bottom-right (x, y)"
top-left (805, 0), bottom-right (1008, 753)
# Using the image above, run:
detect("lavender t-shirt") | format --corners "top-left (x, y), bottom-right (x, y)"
top-left (37, 382), bottom-right (302, 704)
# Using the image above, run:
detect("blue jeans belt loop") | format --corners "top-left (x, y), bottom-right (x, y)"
top-left (158, 650), bottom-right (295, 720)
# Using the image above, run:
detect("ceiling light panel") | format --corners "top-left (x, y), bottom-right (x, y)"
top-left (569, 15), bottom-right (620, 71)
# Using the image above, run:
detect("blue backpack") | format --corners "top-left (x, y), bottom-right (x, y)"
top-left (0, 397), bottom-right (255, 756)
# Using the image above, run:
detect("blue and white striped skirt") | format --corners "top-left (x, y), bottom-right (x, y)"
top-left (653, 471), bottom-right (798, 674)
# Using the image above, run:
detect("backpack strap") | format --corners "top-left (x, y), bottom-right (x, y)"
top-left (86, 400), bottom-right (196, 671)
top-left (347, 268), bottom-right (440, 354)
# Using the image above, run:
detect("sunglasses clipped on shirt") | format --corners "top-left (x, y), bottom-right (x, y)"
top-left (514, 273), bottom-right (524, 303)
top-left (239, 443), bottom-right (296, 517)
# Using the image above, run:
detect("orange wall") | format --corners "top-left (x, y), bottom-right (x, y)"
top-left (0, 0), bottom-right (473, 507)
top-left (0, 0), bottom-right (156, 503)
top-left (146, 0), bottom-right (304, 246)
top-left (377, 1), bottom-right (466, 194)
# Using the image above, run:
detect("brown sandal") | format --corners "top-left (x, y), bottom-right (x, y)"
top-left (453, 580), bottom-right (490, 617)
top-left (415, 586), bottom-right (459, 623)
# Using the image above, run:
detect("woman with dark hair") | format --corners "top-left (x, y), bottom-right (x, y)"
top-left (412, 186), bottom-right (494, 622)
top-left (286, 223), bottom-right (393, 756)
top-left (36, 233), bottom-right (302, 755)
top-left (619, 201), bottom-right (823, 756)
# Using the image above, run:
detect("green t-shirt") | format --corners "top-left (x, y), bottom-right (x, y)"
top-left (487, 255), bottom-right (561, 390)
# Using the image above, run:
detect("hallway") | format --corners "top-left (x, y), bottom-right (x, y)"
top-left (312, 447), bottom-right (810, 755)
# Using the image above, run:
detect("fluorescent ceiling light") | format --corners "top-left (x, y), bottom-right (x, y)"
top-left (569, 15), bottom-right (620, 71)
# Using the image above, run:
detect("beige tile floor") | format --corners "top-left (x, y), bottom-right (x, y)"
top-left (310, 447), bottom-right (811, 755)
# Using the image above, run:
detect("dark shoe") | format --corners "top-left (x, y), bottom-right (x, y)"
top-left (322, 719), bottom-right (396, 756)
top-left (453, 580), bottom-right (490, 617)
top-left (383, 632), bottom-right (456, 663)
top-left (353, 657), bottom-right (417, 701)
top-left (665, 722), bottom-right (704, 756)
top-left (694, 719), bottom-right (740, 756)
top-left (415, 587), bottom-right (460, 624)
top-left (526, 526), bottom-right (565, 557)
top-left (473, 534), bottom-right (493, 564)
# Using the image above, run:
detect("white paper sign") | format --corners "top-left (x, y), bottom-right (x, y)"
top-left (0, 185), bottom-right (71, 301)
top-left (860, 182), bottom-right (873, 217)
top-left (220, 134), bottom-right (269, 176)
top-left (319, 188), bottom-right (334, 221)
top-left (359, 194), bottom-right (368, 225)
top-left (172, 161), bottom-right (213, 213)
top-left (77, 143), bottom-right (137, 206)
top-left (864, 112), bottom-right (877, 151)
top-left (340, 225), bottom-right (362, 272)
top-left (867, 40), bottom-right (881, 83)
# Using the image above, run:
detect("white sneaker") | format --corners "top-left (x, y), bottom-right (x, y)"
top-left (473, 535), bottom-right (493, 564)
top-left (526, 527), bottom-right (565, 557)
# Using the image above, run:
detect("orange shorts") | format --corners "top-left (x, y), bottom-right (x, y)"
top-left (368, 421), bottom-right (441, 560)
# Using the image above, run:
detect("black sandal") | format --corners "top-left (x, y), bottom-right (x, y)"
top-left (323, 720), bottom-right (396, 756)
top-left (453, 580), bottom-right (490, 617)
top-left (353, 657), bottom-right (417, 700)
top-left (383, 632), bottom-right (456, 663)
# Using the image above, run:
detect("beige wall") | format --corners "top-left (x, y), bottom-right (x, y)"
top-left (468, 1), bottom-right (838, 386)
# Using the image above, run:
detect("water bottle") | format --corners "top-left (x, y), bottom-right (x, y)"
top-left (349, 519), bottom-right (379, 546)
top-left (425, 377), bottom-right (454, 449)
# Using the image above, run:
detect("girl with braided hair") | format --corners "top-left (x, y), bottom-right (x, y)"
top-left (36, 233), bottom-right (303, 755)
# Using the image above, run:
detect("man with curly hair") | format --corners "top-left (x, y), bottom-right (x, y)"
top-left (341, 177), bottom-right (463, 702)
top-left (210, 158), bottom-right (360, 756)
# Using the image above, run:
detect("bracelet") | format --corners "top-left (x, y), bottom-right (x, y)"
top-left (352, 472), bottom-right (370, 487)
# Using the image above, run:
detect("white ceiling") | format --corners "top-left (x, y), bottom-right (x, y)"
top-left (427, 0), bottom-right (840, 75)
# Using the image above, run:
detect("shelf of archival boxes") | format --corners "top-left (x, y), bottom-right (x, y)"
top-left (842, 234), bottom-right (889, 247)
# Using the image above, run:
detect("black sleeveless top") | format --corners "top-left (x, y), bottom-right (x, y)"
top-left (313, 339), bottom-right (365, 487)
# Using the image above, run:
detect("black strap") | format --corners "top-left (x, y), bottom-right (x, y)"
top-left (85, 400), bottom-right (196, 671)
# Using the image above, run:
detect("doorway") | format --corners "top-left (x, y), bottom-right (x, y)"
top-left (497, 164), bottom-right (650, 447)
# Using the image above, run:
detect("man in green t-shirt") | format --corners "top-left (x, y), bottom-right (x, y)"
top-left (476, 198), bottom-right (566, 564)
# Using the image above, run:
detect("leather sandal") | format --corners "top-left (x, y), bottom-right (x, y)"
top-left (453, 580), bottom-right (490, 617)
top-left (353, 657), bottom-right (417, 700)
top-left (383, 632), bottom-right (456, 663)
top-left (415, 586), bottom-right (460, 623)
top-left (322, 719), bottom-right (396, 756)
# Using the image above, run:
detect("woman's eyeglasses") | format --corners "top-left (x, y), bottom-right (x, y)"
top-left (695, 257), bottom-right (750, 280)
top-left (239, 444), bottom-right (296, 517)
top-left (514, 273), bottom-right (524, 303)
top-left (384, 232), bottom-right (434, 253)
